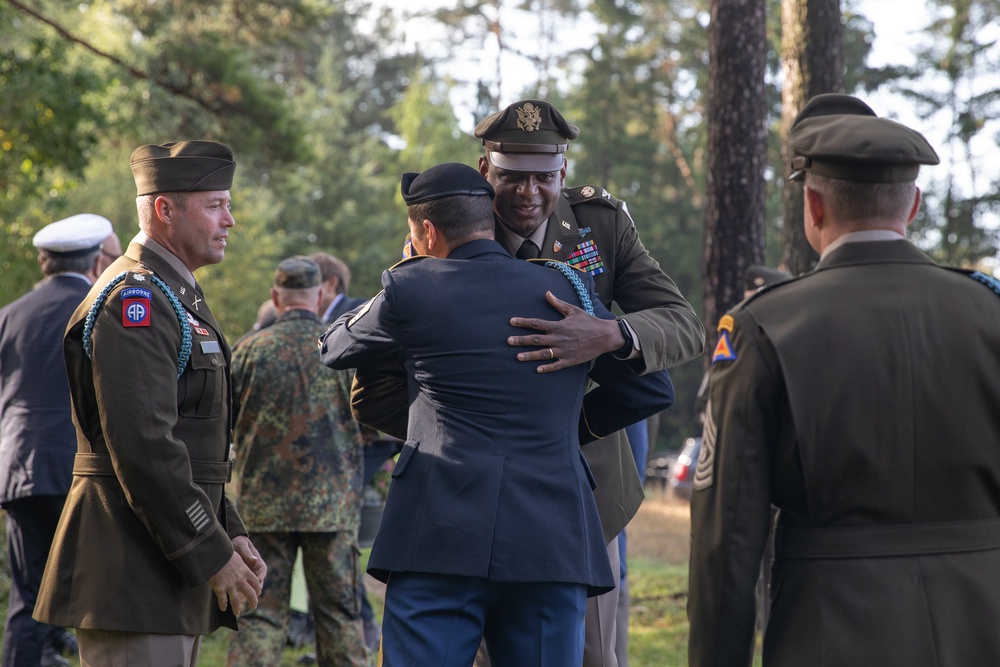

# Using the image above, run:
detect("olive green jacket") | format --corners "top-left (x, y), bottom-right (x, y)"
top-left (35, 240), bottom-right (246, 635)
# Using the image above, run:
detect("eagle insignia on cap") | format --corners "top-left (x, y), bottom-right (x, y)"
top-left (516, 103), bottom-right (543, 132)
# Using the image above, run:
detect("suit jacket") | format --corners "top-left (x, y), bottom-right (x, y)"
top-left (324, 294), bottom-right (368, 325)
top-left (35, 240), bottom-right (246, 635)
top-left (320, 239), bottom-right (674, 595)
top-left (1, 275), bottom-right (90, 503)
top-left (689, 239), bottom-right (1000, 666)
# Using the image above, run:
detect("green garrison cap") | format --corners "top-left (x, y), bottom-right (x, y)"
top-left (130, 140), bottom-right (236, 196)
top-left (474, 100), bottom-right (580, 172)
top-left (788, 94), bottom-right (939, 183)
top-left (273, 256), bottom-right (321, 289)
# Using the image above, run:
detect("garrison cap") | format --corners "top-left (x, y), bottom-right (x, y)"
top-left (130, 140), bottom-right (236, 196)
top-left (744, 265), bottom-right (792, 292)
top-left (474, 100), bottom-right (580, 172)
top-left (32, 214), bottom-right (113, 257)
top-left (273, 256), bottom-right (321, 289)
top-left (788, 94), bottom-right (939, 183)
top-left (401, 162), bottom-right (495, 205)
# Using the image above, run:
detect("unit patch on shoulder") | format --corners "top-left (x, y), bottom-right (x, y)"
top-left (121, 286), bottom-right (152, 328)
top-left (712, 331), bottom-right (736, 364)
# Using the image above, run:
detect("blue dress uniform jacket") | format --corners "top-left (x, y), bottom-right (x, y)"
top-left (0, 275), bottom-right (90, 503)
top-left (34, 240), bottom-right (247, 635)
top-left (689, 239), bottom-right (1000, 666)
top-left (319, 239), bottom-right (674, 596)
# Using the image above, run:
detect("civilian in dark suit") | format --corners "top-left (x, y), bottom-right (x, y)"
top-left (319, 163), bottom-right (674, 667)
top-left (309, 252), bottom-right (367, 324)
top-left (0, 214), bottom-right (120, 667)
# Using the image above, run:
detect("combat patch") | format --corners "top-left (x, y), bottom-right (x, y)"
top-left (121, 286), bottom-right (152, 328)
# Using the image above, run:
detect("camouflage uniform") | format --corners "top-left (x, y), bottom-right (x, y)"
top-left (226, 309), bottom-right (367, 667)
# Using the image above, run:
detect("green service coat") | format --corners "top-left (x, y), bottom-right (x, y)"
top-left (689, 239), bottom-right (1000, 666)
top-left (35, 240), bottom-right (246, 635)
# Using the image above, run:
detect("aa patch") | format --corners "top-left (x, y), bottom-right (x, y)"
top-left (712, 331), bottom-right (737, 363)
top-left (566, 239), bottom-right (606, 276)
top-left (121, 287), bottom-right (152, 328)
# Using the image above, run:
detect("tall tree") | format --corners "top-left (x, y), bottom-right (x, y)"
top-left (703, 0), bottom-right (768, 348)
top-left (778, 0), bottom-right (843, 275)
top-left (896, 0), bottom-right (1000, 268)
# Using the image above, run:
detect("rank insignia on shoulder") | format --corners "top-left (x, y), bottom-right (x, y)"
top-left (132, 274), bottom-right (146, 282)
top-left (121, 287), bottom-right (152, 328)
top-left (711, 331), bottom-right (737, 364)
top-left (581, 186), bottom-right (596, 198)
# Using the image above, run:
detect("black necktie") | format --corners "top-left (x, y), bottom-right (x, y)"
top-left (516, 240), bottom-right (540, 260)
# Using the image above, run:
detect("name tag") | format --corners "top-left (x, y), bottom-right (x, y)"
top-left (200, 340), bottom-right (222, 354)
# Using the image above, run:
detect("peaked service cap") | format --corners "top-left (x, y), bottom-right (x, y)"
top-left (788, 94), bottom-right (939, 183)
top-left (32, 214), bottom-right (113, 257)
top-left (474, 100), bottom-right (580, 172)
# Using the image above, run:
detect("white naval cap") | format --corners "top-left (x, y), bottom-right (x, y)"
top-left (32, 214), bottom-right (114, 256)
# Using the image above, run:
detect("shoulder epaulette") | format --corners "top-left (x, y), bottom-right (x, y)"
top-left (82, 269), bottom-right (192, 379)
top-left (541, 260), bottom-right (595, 316)
top-left (386, 255), bottom-right (429, 271)
top-left (563, 185), bottom-right (620, 209)
top-left (944, 267), bottom-right (1000, 298)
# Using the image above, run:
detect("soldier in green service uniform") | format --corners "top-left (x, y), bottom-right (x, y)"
top-left (226, 256), bottom-right (368, 666)
top-left (352, 100), bottom-right (705, 667)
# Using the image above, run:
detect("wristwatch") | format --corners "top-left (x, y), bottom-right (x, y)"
top-left (615, 318), bottom-right (634, 358)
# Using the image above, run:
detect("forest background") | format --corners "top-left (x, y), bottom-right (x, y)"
top-left (2, 0), bottom-right (998, 453)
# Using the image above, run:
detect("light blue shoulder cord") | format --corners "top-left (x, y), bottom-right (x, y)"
top-left (544, 261), bottom-right (595, 316)
top-left (83, 272), bottom-right (192, 379)
top-left (544, 260), bottom-right (598, 371)
top-left (971, 271), bottom-right (1000, 297)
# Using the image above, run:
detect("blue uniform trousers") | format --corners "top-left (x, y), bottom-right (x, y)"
top-left (381, 572), bottom-right (587, 667)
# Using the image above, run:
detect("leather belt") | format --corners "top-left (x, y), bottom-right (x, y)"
top-left (73, 452), bottom-right (233, 484)
top-left (775, 518), bottom-right (1000, 559)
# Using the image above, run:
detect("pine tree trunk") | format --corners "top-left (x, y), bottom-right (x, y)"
top-left (779, 0), bottom-right (844, 275)
top-left (703, 0), bottom-right (768, 352)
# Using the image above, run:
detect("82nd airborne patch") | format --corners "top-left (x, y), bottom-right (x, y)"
top-left (121, 286), bottom-right (152, 328)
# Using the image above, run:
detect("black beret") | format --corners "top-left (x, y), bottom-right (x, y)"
top-left (788, 94), bottom-right (939, 183)
top-left (744, 265), bottom-right (792, 292)
top-left (130, 140), bottom-right (236, 196)
top-left (474, 100), bottom-right (580, 172)
top-left (401, 163), bottom-right (495, 205)
top-left (273, 256), bottom-right (321, 289)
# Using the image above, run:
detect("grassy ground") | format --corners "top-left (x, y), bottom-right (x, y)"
top-left (1, 491), bottom-right (701, 666)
